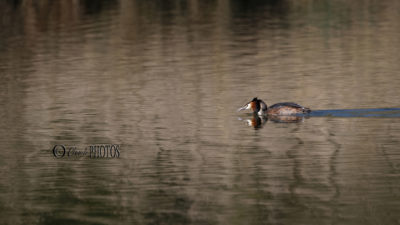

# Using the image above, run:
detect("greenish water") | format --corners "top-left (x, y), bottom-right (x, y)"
top-left (1, 0), bottom-right (400, 224)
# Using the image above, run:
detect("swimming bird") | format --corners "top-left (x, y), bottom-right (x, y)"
top-left (237, 97), bottom-right (311, 116)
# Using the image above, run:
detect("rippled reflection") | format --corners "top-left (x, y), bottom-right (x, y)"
top-left (239, 114), bottom-right (308, 129)
top-left (1, 0), bottom-right (400, 224)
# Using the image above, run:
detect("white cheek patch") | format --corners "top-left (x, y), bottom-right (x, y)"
top-left (246, 119), bottom-right (252, 126)
top-left (246, 104), bottom-right (251, 110)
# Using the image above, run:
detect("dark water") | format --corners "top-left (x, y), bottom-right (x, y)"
top-left (1, 0), bottom-right (400, 224)
top-left (312, 108), bottom-right (400, 118)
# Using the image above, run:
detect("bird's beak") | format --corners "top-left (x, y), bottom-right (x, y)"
top-left (237, 106), bottom-right (247, 112)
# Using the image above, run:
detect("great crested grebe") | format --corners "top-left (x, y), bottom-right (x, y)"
top-left (237, 97), bottom-right (311, 116)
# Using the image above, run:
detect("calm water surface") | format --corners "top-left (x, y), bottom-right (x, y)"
top-left (1, 0), bottom-right (400, 224)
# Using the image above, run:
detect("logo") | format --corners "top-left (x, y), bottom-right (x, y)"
top-left (51, 144), bottom-right (120, 159)
top-left (52, 145), bottom-right (66, 158)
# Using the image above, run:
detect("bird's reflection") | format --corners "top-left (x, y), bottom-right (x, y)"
top-left (268, 115), bottom-right (307, 123)
top-left (238, 113), bottom-right (308, 129)
top-left (238, 113), bottom-right (267, 129)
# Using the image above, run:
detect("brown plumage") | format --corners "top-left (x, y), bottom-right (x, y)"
top-left (267, 102), bottom-right (311, 115)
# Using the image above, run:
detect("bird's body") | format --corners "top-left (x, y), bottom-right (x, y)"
top-left (238, 97), bottom-right (311, 116)
top-left (267, 102), bottom-right (311, 115)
